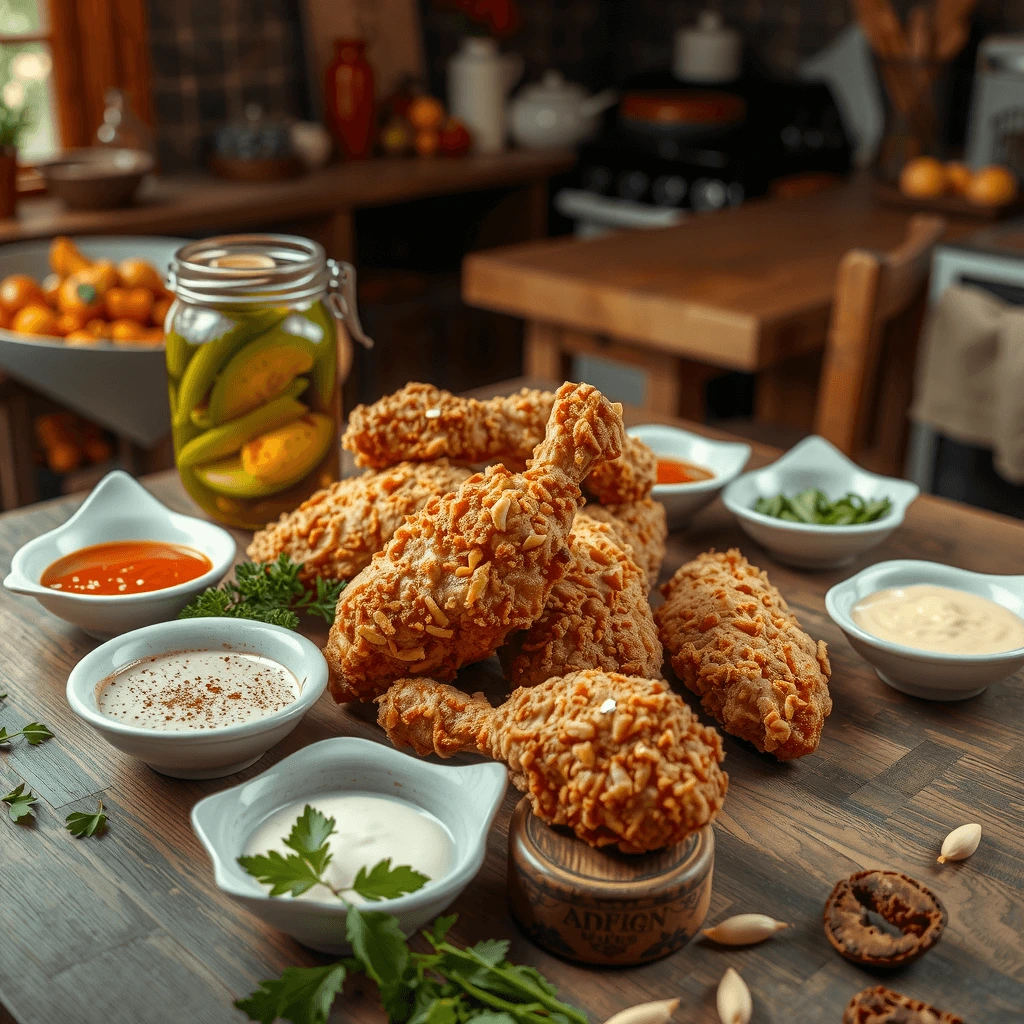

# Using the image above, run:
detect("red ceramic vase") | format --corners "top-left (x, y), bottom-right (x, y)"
top-left (325, 38), bottom-right (376, 160)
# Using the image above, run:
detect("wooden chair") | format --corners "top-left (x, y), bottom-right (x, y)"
top-left (814, 213), bottom-right (946, 475)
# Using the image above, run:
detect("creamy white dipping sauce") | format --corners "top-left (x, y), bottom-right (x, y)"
top-left (245, 793), bottom-right (454, 904)
top-left (852, 584), bottom-right (1024, 656)
top-left (96, 649), bottom-right (300, 731)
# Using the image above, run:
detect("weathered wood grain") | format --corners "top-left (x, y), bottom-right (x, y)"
top-left (0, 388), bottom-right (1022, 1023)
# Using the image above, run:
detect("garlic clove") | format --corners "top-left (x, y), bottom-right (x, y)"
top-left (937, 822), bottom-right (982, 864)
top-left (602, 997), bottom-right (680, 1024)
top-left (717, 967), bottom-right (753, 1024)
top-left (703, 913), bottom-right (789, 945)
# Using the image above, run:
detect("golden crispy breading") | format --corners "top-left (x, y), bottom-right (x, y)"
top-left (655, 549), bottom-right (832, 760)
top-left (499, 518), bottom-right (663, 687)
top-left (377, 671), bottom-right (729, 854)
top-left (246, 460), bottom-right (472, 582)
top-left (341, 382), bottom-right (655, 504)
top-left (325, 383), bottom-right (626, 702)
top-left (577, 497), bottom-right (667, 588)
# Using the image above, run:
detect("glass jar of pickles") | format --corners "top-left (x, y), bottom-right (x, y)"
top-left (166, 234), bottom-right (370, 530)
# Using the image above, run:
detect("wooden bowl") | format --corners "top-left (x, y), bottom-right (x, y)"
top-left (506, 798), bottom-right (714, 965)
top-left (38, 148), bottom-right (153, 210)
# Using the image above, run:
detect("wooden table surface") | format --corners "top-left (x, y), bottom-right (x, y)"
top-left (0, 150), bottom-right (575, 246)
top-left (2, 390), bottom-right (1023, 1024)
top-left (462, 175), bottom-right (977, 372)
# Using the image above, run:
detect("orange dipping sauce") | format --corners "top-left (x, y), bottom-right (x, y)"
top-left (656, 458), bottom-right (715, 485)
top-left (40, 541), bottom-right (212, 596)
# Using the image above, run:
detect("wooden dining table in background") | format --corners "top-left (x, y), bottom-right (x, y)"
top-left (462, 176), bottom-right (978, 428)
top-left (0, 380), bottom-right (1022, 1024)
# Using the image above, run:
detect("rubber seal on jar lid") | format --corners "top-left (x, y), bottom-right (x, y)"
top-left (210, 253), bottom-right (276, 269)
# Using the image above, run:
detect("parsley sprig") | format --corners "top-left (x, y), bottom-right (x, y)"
top-left (0, 722), bottom-right (54, 746)
top-left (236, 911), bottom-right (589, 1024)
top-left (66, 800), bottom-right (107, 838)
top-left (178, 555), bottom-right (345, 630)
top-left (238, 805), bottom-right (430, 903)
top-left (3, 783), bottom-right (38, 823)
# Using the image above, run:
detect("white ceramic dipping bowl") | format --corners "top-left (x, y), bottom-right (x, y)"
top-left (723, 436), bottom-right (919, 570)
top-left (629, 424), bottom-right (750, 529)
top-left (4, 470), bottom-right (236, 638)
top-left (66, 617), bottom-right (328, 778)
top-left (192, 737), bottom-right (508, 953)
top-left (826, 559), bottom-right (1024, 701)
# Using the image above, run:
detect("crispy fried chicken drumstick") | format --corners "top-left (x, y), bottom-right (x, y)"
top-left (577, 498), bottom-right (667, 588)
top-left (325, 382), bottom-right (626, 702)
top-left (655, 549), bottom-right (832, 760)
top-left (499, 517), bottom-right (663, 688)
top-left (342, 383), bottom-right (656, 504)
top-left (378, 671), bottom-right (728, 854)
top-left (247, 460), bottom-right (472, 583)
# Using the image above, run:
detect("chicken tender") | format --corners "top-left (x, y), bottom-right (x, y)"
top-left (325, 382), bottom-right (626, 702)
top-left (655, 549), bottom-right (832, 760)
top-left (577, 498), bottom-right (667, 588)
top-left (377, 671), bottom-right (728, 854)
top-left (246, 460), bottom-right (472, 583)
top-left (342, 382), bottom-right (655, 504)
top-left (499, 517), bottom-right (663, 688)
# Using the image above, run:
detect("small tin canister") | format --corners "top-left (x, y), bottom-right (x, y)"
top-left (507, 797), bottom-right (714, 965)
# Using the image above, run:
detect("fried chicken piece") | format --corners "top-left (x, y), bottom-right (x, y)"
top-left (246, 460), bottom-right (472, 583)
top-left (342, 383), bottom-right (655, 504)
top-left (655, 549), bottom-right (832, 760)
top-left (577, 497), bottom-right (667, 588)
top-left (325, 382), bottom-right (626, 702)
top-left (377, 670), bottom-right (728, 854)
top-left (499, 517), bottom-right (663, 688)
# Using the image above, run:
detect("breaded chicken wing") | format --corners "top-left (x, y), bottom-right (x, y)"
top-left (377, 671), bottom-right (728, 854)
top-left (499, 517), bottom-right (663, 688)
top-left (342, 383), bottom-right (655, 504)
top-left (325, 383), bottom-right (626, 702)
top-left (577, 497), bottom-right (667, 588)
top-left (246, 460), bottom-right (472, 583)
top-left (655, 549), bottom-right (832, 760)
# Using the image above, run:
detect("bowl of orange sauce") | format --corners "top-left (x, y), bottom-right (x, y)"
top-left (4, 470), bottom-right (235, 637)
top-left (630, 424), bottom-right (751, 528)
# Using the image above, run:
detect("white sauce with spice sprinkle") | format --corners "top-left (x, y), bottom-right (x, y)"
top-left (245, 793), bottom-right (453, 903)
top-left (96, 649), bottom-right (300, 731)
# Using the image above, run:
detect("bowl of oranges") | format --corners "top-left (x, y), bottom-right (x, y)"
top-left (0, 235), bottom-right (187, 445)
top-left (883, 158), bottom-right (1020, 217)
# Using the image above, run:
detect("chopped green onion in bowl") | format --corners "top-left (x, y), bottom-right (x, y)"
top-left (754, 488), bottom-right (892, 526)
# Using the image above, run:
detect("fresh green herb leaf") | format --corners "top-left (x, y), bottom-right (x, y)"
top-left (351, 859), bottom-right (430, 902)
top-left (283, 805), bottom-right (336, 874)
top-left (178, 555), bottom-right (345, 630)
top-left (754, 489), bottom-right (892, 526)
top-left (20, 722), bottom-right (54, 745)
top-left (465, 939), bottom-right (510, 969)
top-left (0, 692), bottom-right (7, 700)
top-left (3, 783), bottom-right (37, 823)
top-left (347, 906), bottom-right (415, 1020)
top-left (427, 914), bottom-right (458, 946)
top-left (0, 722), bottom-right (54, 746)
top-left (65, 801), bottom-right (107, 838)
top-left (234, 963), bottom-right (347, 1024)
top-left (237, 850), bottom-right (324, 898)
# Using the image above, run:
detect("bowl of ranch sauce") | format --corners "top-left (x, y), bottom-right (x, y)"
top-left (67, 617), bottom-right (328, 777)
top-left (826, 559), bottom-right (1024, 700)
top-left (191, 736), bottom-right (508, 952)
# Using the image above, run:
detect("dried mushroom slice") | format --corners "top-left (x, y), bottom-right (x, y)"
top-left (842, 985), bottom-right (965, 1024)
top-left (823, 869), bottom-right (947, 967)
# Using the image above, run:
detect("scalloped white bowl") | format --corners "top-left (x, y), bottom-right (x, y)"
top-left (629, 424), bottom-right (750, 528)
top-left (722, 436), bottom-right (919, 569)
top-left (191, 737), bottom-right (508, 953)
top-left (826, 560), bottom-right (1024, 701)
top-left (67, 617), bottom-right (328, 777)
top-left (3, 470), bottom-right (236, 638)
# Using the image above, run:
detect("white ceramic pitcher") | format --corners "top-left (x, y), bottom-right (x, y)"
top-left (448, 37), bottom-right (524, 155)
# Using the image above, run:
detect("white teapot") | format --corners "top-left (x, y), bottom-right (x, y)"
top-left (509, 71), bottom-right (617, 150)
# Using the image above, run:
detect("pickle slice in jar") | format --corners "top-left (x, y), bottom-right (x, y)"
top-left (174, 307), bottom-right (287, 426)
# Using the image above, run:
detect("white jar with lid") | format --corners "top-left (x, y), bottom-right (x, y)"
top-left (673, 11), bottom-right (742, 84)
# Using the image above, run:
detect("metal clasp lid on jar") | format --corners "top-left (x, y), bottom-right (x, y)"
top-left (167, 233), bottom-right (373, 349)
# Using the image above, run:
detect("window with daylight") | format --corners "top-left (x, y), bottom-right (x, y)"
top-left (0, 0), bottom-right (152, 161)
